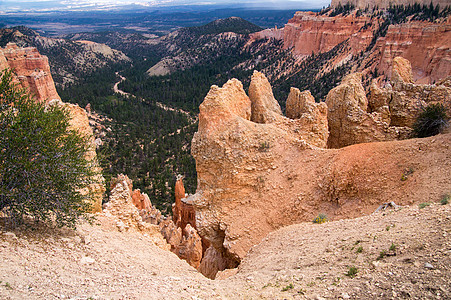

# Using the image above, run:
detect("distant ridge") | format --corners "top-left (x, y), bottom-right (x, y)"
top-left (182, 17), bottom-right (262, 36)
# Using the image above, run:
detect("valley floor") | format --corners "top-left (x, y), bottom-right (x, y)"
top-left (1, 203), bottom-right (450, 299)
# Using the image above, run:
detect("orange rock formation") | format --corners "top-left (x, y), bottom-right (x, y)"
top-left (190, 70), bottom-right (451, 276)
top-left (0, 43), bottom-right (60, 103)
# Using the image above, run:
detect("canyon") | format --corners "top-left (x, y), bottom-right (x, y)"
top-left (0, 2), bottom-right (450, 295)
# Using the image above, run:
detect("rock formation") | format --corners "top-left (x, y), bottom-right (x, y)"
top-left (252, 10), bottom-right (450, 85)
top-left (282, 11), bottom-right (372, 56)
top-left (117, 174), bottom-right (204, 269)
top-left (326, 73), bottom-right (410, 148)
top-left (131, 189), bottom-right (152, 211)
top-left (331, 0), bottom-right (449, 10)
top-left (0, 43), bottom-right (105, 213)
top-left (104, 175), bottom-right (169, 249)
top-left (285, 88), bottom-right (330, 148)
top-left (369, 19), bottom-right (451, 84)
top-left (190, 71), bottom-right (451, 277)
top-left (248, 71), bottom-right (283, 123)
top-left (326, 57), bottom-right (450, 148)
top-left (0, 43), bottom-right (60, 103)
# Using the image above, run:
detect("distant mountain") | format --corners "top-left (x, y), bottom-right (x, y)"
top-left (182, 16), bottom-right (263, 35)
top-left (0, 26), bottom-right (130, 86)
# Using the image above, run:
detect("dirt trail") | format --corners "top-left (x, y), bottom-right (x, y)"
top-left (113, 72), bottom-right (196, 124)
top-left (1, 203), bottom-right (449, 299)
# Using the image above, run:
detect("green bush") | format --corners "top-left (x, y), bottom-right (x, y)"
top-left (418, 202), bottom-right (431, 209)
top-left (313, 213), bottom-right (328, 224)
top-left (345, 266), bottom-right (358, 278)
top-left (413, 103), bottom-right (449, 138)
top-left (441, 194), bottom-right (450, 205)
top-left (0, 69), bottom-right (98, 228)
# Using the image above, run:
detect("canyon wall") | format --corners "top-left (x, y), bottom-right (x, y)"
top-left (331, 0), bottom-right (450, 9)
top-left (0, 43), bottom-right (60, 103)
top-left (252, 10), bottom-right (450, 85)
top-left (369, 19), bottom-right (451, 84)
top-left (283, 11), bottom-right (372, 56)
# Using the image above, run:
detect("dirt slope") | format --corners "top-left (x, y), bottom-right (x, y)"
top-left (1, 202), bottom-right (449, 299)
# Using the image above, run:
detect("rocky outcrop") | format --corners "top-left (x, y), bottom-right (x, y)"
top-left (331, 0), bottom-right (450, 10)
top-left (190, 73), bottom-right (451, 275)
top-left (326, 73), bottom-right (411, 148)
top-left (104, 175), bottom-right (169, 249)
top-left (368, 57), bottom-right (451, 128)
top-left (286, 88), bottom-right (329, 148)
top-left (283, 11), bottom-right (372, 56)
top-left (192, 73), bottom-right (332, 272)
top-left (173, 224), bottom-right (203, 269)
top-left (131, 189), bottom-right (152, 211)
top-left (115, 174), bottom-right (203, 269)
top-left (327, 57), bottom-right (450, 148)
top-left (0, 43), bottom-right (60, 103)
top-left (249, 71), bottom-right (283, 123)
top-left (369, 20), bottom-right (451, 84)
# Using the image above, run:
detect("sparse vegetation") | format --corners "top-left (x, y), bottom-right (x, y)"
top-left (390, 243), bottom-right (397, 251)
top-left (377, 250), bottom-right (386, 260)
top-left (441, 194), bottom-right (450, 205)
top-left (356, 246), bottom-right (363, 253)
top-left (413, 103), bottom-right (449, 138)
top-left (313, 213), bottom-right (328, 224)
top-left (345, 266), bottom-right (358, 278)
top-left (281, 283), bottom-right (294, 291)
top-left (401, 167), bottom-right (415, 181)
top-left (419, 202), bottom-right (431, 209)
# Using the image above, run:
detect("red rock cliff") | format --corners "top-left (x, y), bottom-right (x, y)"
top-left (0, 43), bottom-right (60, 103)
top-left (283, 11), bottom-right (372, 56)
top-left (331, 0), bottom-right (450, 10)
top-left (369, 18), bottom-right (451, 84)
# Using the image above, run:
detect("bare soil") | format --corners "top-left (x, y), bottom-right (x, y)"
top-left (1, 202), bottom-right (449, 299)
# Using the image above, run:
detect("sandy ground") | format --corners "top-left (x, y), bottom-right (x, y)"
top-left (1, 202), bottom-right (450, 299)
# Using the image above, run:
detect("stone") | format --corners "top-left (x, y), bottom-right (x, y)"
top-left (174, 224), bottom-right (203, 269)
top-left (424, 262), bottom-right (434, 269)
top-left (392, 56), bottom-right (413, 86)
top-left (285, 88), bottom-right (329, 148)
top-left (131, 189), bottom-right (152, 211)
top-left (0, 43), bottom-right (60, 104)
top-left (80, 256), bottom-right (96, 265)
top-left (104, 174), bottom-right (170, 250)
top-left (282, 11), bottom-right (371, 56)
top-left (368, 57), bottom-right (451, 128)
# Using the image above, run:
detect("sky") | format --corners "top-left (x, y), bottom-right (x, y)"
top-left (0, 0), bottom-right (331, 13)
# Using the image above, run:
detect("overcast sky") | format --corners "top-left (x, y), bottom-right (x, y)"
top-left (0, 0), bottom-right (331, 13)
